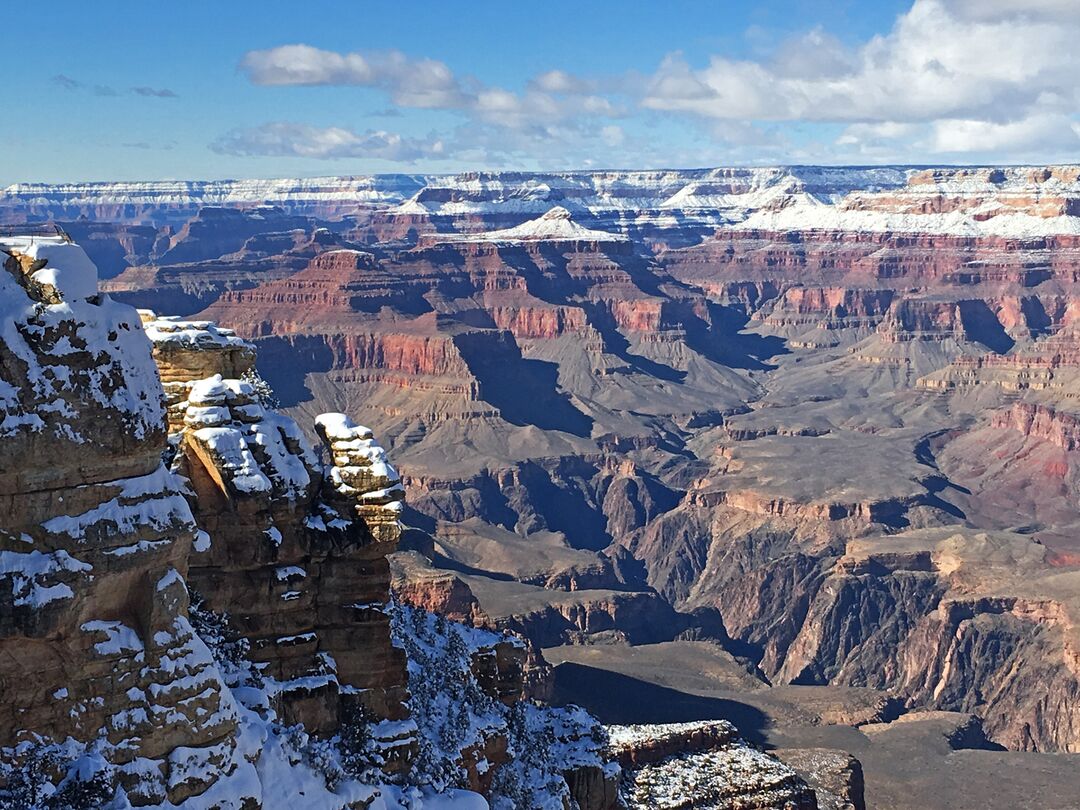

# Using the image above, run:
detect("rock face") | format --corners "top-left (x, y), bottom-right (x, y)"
top-left (772, 749), bottom-right (865, 810)
top-left (21, 166), bottom-right (1080, 803)
top-left (97, 207), bottom-right (346, 314)
top-left (391, 603), bottom-right (618, 809)
top-left (141, 312), bottom-right (416, 766)
top-left (0, 234), bottom-right (240, 805)
top-left (607, 722), bottom-right (818, 809)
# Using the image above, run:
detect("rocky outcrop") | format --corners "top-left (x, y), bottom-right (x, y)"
top-left (0, 234), bottom-right (634, 808)
top-left (0, 235), bottom-right (240, 805)
top-left (99, 209), bottom-right (344, 315)
top-left (773, 749), bottom-right (865, 810)
top-left (756, 530), bottom-right (1080, 752)
top-left (391, 603), bottom-right (619, 809)
top-left (990, 401), bottom-right (1080, 450)
top-left (142, 314), bottom-right (416, 767)
top-left (608, 721), bottom-right (818, 809)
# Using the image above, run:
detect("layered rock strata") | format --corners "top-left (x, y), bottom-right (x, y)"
top-left (608, 721), bottom-right (818, 809)
top-left (140, 312), bottom-right (416, 767)
top-left (0, 235), bottom-right (241, 804)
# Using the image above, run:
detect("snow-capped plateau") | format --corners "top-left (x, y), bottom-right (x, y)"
top-left (8, 164), bottom-right (1080, 238)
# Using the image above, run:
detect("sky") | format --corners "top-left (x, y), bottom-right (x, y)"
top-left (3, 0), bottom-right (1079, 183)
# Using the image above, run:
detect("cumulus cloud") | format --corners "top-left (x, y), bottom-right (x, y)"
top-left (238, 44), bottom-right (620, 130)
top-left (929, 115), bottom-right (1080, 156)
top-left (642, 0), bottom-right (1077, 126)
top-left (946, 0), bottom-right (1080, 22)
top-left (231, 1), bottom-right (1080, 166)
top-left (210, 122), bottom-right (448, 162)
top-left (529, 70), bottom-right (595, 95)
top-left (635, 0), bottom-right (1080, 161)
top-left (239, 45), bottom-right (469, 109)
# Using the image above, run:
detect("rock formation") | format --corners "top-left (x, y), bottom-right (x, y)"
top-left (0, 233), bottom-right (241, 805)
top-left (608, 721), bottom-right (819, 809)
top-left (141, 309), bottom-right (417, 766)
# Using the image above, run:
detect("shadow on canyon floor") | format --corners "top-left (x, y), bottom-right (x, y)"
top-left (551, 661), bottom-right (769, 746)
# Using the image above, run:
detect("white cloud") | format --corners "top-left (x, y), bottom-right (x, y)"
top-left (239, 44), bottom-right (620, 134)
top-left (240, 44), bottom-right (378, 85)
top-left (529, 70), bottom-right (594, 94)
top-left (929, 115), bottom-right (1080, 155)
top-left (231, 1), bottom-right (1080, 167)
top-left (210, 122), bottom-right (447, 162)
top-left (945, 0), bottom-right (1080, 22)
top-left (240, 45), bottom-right (468, 109)
top-left (642, 0), bottom-right (1080, 129)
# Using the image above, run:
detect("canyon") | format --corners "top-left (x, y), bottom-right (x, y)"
top-left (8, 164), bottom-right (1080, 807)
top-left (0, 229), bottom-right (836, 809)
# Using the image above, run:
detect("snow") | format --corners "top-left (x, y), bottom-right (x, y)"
top-left (26, 242), bottom-right (99, 300)
top-left (315, 412), bottom-right (373, 442)
top-left (251, 411), bottom-right (319, 494)
top-left (439, 206), bottom-right (628, 244)
top-left (0, 600), bottom-right (591, 809)
top-left (0, 239), bottom-right (165, 442)
top-left (0, 236), bottom-right (99, 300)
top-left (606, 720), bottom-right (735, 748)
top-left (144, 317), bottom-right (254, 352)
top-left (184, 405), bottom-right (231, 426)
top-left (0, 548), bottom-right (92, 607)
top-left (735, 200), bottom-right (1080, 238)
top-left (193, 426), bottom-right (272, 493)
top-left (193, 530), bottom-right (212, 552)
top-left (180, 376), bottom-right (317, 502)
top-left (81, 620), bottom-right (145, 656)
top-left (40, 466), bottom-right (196, 544)
top-left (156, 567), bottom-right (185, 592)
top-left (188, 374), bottom-right (232, 405)
top-left (390, 603), bottom-right (596, 809)
top-left (275, 632), bottom-right (317, 646)
top-left (104, 538), bottom-right (173, 557)
top-left (0, 174), bottom-right (429, 212)
top-left (9, 166), bottom-right (1080, 242)
top-left (317, 413), bottom-right (400, 493)
top-left (394, 196), bottom-right (431, 215)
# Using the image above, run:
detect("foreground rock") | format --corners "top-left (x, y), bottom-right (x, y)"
top-left (772, 749), bottom-right (865, 810)
top-left (0, 233), bottom-right (238, 804)
top-left (608, 721), bottom-right (818, 809)
top-left (142, 309), bottom-right (416, 768)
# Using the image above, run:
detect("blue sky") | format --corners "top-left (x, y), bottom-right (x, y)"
top-left (2, 0), bottom-right (1078, 182)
